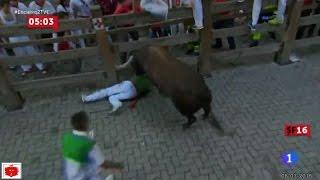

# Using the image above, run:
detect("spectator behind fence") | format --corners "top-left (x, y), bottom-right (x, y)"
top-left (29, 0), bottom-right (57, 55)
top-left (140, 0), bottom-right (168, 38)
top-left (190, 0), bottom-right (203, 29)
top-left (249, 0), bottom-right (287, 47)
top-left (113, 0), bottom-right (142, 62)
top-left (0, 0), bottom-right (47, 76)
top-left (211, 0), bottom-right (236, 50)
top-left (53, 0), bottom-right (77, 51)
top-left (97, 0), bottom-right (118, 15)
top-left (69, 0), bottom-right (93, 48)
top-left (61, 111), bottom-right (124, 180)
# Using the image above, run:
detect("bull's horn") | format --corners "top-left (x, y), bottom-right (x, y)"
top-left (115, 55), bottom-right (134, 70)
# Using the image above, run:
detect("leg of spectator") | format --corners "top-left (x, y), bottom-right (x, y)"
top-left (192, 0), bottom-right (204, 28)
top-left (277, 0), bottom-right (287, 22)
top-left (251, 0), bottom-right (262, 28)
top-left (25, 45), bottom-right (45, 71)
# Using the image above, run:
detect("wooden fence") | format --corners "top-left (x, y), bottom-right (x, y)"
top-left (0, 0), bottom-right (319, 110)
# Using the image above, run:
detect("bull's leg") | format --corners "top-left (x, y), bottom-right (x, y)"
top-left (202, 103), bottom-right (211, 120)
top-left (182, 115), bottom-right (197, 129)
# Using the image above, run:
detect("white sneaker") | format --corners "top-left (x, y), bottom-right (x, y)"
top-left (289, 54), bottom-right (300, 62)
top-left (105, 175), bottom-right (114, 180)
top-left (192, 25), bottom-right (204, 30)
top-left (81, 94), bottom-right (87, 103)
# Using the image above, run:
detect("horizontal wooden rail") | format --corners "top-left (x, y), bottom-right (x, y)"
top-left (299, 14), bottom-right (320, 26)
top-left (0, 33), bottom-right (96, 48)
top-left (294, 36), bottom-right (320, 48)
top-left (103, 7), bottom-right (193, 26)
top-left (115, 33), bottom-right (199, 52)
top-left (107, 17), bottom-right (192, 35)
top-left (212, 23), bottom-right (284, 38)
top-left (0, 47), bottom-right (98, 66)
top-left (13, 70), bottom-right (105, 91)
top-left (211, 42), bottom-right (281, 60)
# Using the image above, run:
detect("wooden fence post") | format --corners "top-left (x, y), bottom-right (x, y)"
top-left (0, 65), bottom-right (24, 110)
top-left (92, 16), bottom-right (118, 84)
top-left (275, 0), bottom-right (304, 65)
top-left (198, 0), bottom-right (213, 76)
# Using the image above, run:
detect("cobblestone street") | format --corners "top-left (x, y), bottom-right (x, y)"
top-left (1, 52), bottom-right (320, 180)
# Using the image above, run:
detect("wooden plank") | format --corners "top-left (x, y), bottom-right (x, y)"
top-left (115, 33), bottom-right (199, 52)
top-left (212, 23), bottom-right (284, 38)
top-left (0, 18), bottom-right (92, 37)
top-left (0, 65), bottom-right (24, 110)
top-left (96, 30), bottom-right (118, 83)
top-left (0, 47), bottom-right (98, 66)
top-left (294, 36), bottom-right (320, 48)
top-left (276, 0), bottom-right (304, 65)
top-left (13, 71), bottom-right (105, 91)
top-left (103, 7), bottom-right (193, 26)
top-left (299, 14), bottom-right (320, 26)
top-left (0, 33), bottom-right (96, 48)
top-left (198, 0), bottom-right (213, 75)
top-left (313, 23), bottom-right (320, 36)
top-left (212, 43), bottom-right (281, 60)
top-left (107, 17), bottom-right (191, 35)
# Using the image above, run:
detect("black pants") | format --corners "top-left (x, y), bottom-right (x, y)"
top-left (213, 19), bottom-right (236, 49)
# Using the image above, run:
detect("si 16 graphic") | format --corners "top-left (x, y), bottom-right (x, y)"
top-left (284, 124), bottom-right (311, 137)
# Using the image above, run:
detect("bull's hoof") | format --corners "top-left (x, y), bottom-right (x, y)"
top-left (182, 123), bottom-right (191, 130)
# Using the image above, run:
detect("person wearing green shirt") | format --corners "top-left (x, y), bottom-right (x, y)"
top-left (61, 111), bottom-right (124, 179)
top-left (82, 74), bottom-right (152, 113)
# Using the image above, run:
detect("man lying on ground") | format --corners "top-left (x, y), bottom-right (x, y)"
top-left (82, 74), bottom-right (152, 113)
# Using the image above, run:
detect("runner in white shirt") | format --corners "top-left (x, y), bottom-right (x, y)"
top-left (0, 0), bottom-right (46, 76)
top-left (28, 0), bottom-right (56, 14)
top-left (9, 0), bottom-right (28, 23)
top-left (69, 0), bottom-right (93, 48)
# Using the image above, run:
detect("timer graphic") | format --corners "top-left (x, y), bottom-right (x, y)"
top-left (26, 15), bottom-right (59, 31)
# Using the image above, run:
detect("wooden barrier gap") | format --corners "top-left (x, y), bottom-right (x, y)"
top-left (13, 71), bottom-right (106, 91)
top-left (0, 47), bottom-right (98, 66)
top-left (276, 0), bottom-right (305, 65)
top-left (0, 33), bottom-right (96, 48)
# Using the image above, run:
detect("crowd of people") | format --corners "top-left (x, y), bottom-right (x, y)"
top-left (1, 0), bottom-right (319, 76)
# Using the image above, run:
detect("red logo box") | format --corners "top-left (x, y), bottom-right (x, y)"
top-left (1, 162), bottom-right (22, 179)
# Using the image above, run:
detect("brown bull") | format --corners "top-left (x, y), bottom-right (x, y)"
top-left (118, 46), bottom-right (223, 131)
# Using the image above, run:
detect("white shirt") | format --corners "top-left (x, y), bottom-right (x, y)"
top-left (17, 2), bottom-right (29, 11)
top-left (62, 130), bottom-right (105, 180)
top-left (28, 0), bottom-right (56, 14)
top-left (69, 0), bottom-right (93, 18)
top-left (56, 4), bottom-right (69, 13)
top-left (0, 7), bottom-right (17, 25)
